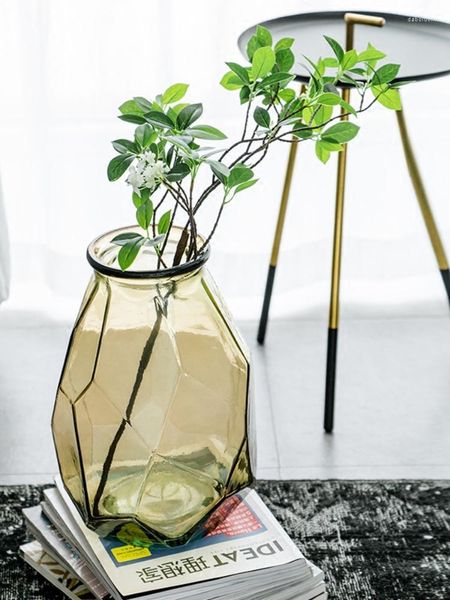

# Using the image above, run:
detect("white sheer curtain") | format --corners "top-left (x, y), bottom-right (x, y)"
top-left (0, 0), bottom-right (449, 320)
top-left (0, 176), bottom-right (9, 302)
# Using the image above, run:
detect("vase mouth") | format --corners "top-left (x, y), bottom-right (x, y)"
top-left (86, 225), bottom-right (210, 280)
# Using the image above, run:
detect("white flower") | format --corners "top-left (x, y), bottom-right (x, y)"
top-left (126, 151), bottom-right (169, 192)
top-left (126, 166), bottom-right (144, 192)
top-left (142, 150), bottom-right (156, 165)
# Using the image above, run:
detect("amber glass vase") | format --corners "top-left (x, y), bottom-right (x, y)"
top-left (52, 226), bottom-right (255, 544)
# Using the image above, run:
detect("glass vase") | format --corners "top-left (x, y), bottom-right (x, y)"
top-left (51, 226), bottom-right (255, 544)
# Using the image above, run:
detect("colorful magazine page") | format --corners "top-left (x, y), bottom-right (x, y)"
top-left (100, 491), bottom-right (268, 567)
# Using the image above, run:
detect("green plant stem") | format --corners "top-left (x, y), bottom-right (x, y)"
top-left (157, 202), bottom-right (178, 269)
top-left (198, 198), bottom-right (225, 254)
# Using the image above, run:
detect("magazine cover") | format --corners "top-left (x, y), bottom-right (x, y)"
top-left (50, 479), bottom-right (305, 597)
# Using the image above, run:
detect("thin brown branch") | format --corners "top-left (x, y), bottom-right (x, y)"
top-left (157, 201), bottom-right (178, 269)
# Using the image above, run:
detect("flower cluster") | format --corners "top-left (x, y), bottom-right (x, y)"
top-left (126, 151), bottom-right (169, 193)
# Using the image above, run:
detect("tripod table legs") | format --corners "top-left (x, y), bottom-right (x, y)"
top-left (257, 96), bottom-right (449, 435)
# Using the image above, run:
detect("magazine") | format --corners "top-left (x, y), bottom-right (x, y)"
top-left (21, 540), bottom-right (97, 600)
top-left (23, 504), bottom-right (109, 599)
top-left (53, 477), bottom-right (312, 596)
top-left (21, 480), bottom-right (326, 600)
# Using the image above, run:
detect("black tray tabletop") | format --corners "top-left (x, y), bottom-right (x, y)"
top-left (238, 11), bottom-right (450, 84)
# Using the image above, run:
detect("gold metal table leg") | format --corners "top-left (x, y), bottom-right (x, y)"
top-left (257, 86), bottom-right (305, 345)
top-left (324, 12), bottom-right (385, 433)
top-left (324, 88), bottom-right (350, 433)
top-left (396, 106), bottom-right (450, 305)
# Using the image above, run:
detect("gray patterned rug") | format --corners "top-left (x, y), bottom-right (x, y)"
top-left (0, 480), bottom-right (449, 599)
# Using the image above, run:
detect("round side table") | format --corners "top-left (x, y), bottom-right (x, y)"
top-left (239, 11), bottom-right (450, 432)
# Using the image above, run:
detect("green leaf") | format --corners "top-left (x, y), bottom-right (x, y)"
top-left (348, 67), bottom-right (366, 76)
top-left (144, 234), bottom-right (165, 247)
top-left (339, 99), bottom-right (357, 116)
top-left (250, 46), bottom-right (276, 80)
top-left (372, 63), bottom-right (400, 85)
top-left (177, 103), bottom-right (203, 130)
top-left (253, 106), bottom-right (271, 128)
top-left (158, 210), bottom-right (171, 234)
top-left (324, 35), bottom-right (344, 63)
top-left (133, 96), bottom-right (153, 112)
top-left (292, 125), bottom-right (313, 139)
top-left (341, 49), bottom-right (357, 71)
top-left (118, 237), bottom-right (145, 270)
top-left (162, 83), bottom-right (189, 105)
top-left (119, 99), bottom-right (144, 115)
top-left (275, 37), bottom-right (294, 52)
top-left (319, 140), bottom-right (343, 151)
top-left (140, 188), bottom-right (151, 202)
top-left (166, 162), bottom-right (190, 182)
top-left (313, 104), bottom-right (333, 128)
top-left (303, 55), bottom-right (324, 78)
top-left (118, 114), bottom-right (147, 125)
top-left (302, 105), bottom-right (313, 124)
top-left (111, 232), bottom-right (143, 246)
top-left (135, 124), bottom-right (155, 148)
top-left (225, 62), bottom-right (250, 84)
top-left (257, 72), bottom-right (294, 89)
top-left (107, 154), bottom-right (134, 182)
top-left (322, 121), bottom-right (360, 144)
top-left (209, 160), bottom-right (230, 184)
top-left (315, 140), bottom-right (331, 164)
top-left (256, 25), bottom-right (272, 47)
top-left (371, 84), bottom-right (402, 110)
top-left (239, 86), bottom-right (251, 104)
top-left (220, 71), bottom-right (244, 90)
top-left (234, 178), bottom-right (258, 193)
top-left (136, 200), bottom-right (153, 230)
top-left (164, 134), bottom-right (191, 153)
top-left (316, 92), bottom-right (341, 106)
top-left (112, 139), bottom-right (139, 154)
top-left (246, 35), bottom-right (262, 61)
top-left (357, 43), bottom-right (386, 63)
top-left (144, 111), bottom-right (174, 129)
top-left (228, 165), bottom-right (253, 188)
top-left (279, 88), bottom-right (296, 102)
top-left (324, 82), bottom-right (339, 94)
top-left (186, 124), bottom-right (227, 140)
top-left (322, 57), bottom-right (339, 68)
top-left (338, 73), bottom-right (360, 87)
top-left (276, 48), bottom-right (295, 72)
top-left (171, 102), bottom-right (189, 115)
top-left (132, 192), bottom-right (143, 208)
top-left (281, 97), bottom-right (303, 121)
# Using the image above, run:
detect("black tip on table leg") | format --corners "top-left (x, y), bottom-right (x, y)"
top-left (257, 265), bottom-right (276, 345)
top-left (440, 269), bottom-right (450, 307)
top-left (324, 328), bottom-right (338, 434)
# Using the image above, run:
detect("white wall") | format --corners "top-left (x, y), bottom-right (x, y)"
top-left (0, 0), bottom-right (449, 320)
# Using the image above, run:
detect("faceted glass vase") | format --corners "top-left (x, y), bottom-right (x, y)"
top-left (52, 226), bottom-right (255, 544)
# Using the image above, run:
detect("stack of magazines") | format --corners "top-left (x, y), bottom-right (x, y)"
top-left (20, 477), bottom-right (326, 600)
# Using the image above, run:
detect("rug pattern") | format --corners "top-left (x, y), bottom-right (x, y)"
top-left (0, 480), bottom-right (448, 600)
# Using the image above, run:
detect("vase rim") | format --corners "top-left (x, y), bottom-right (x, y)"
top-left (86, 225), bottom-right (210, 280)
